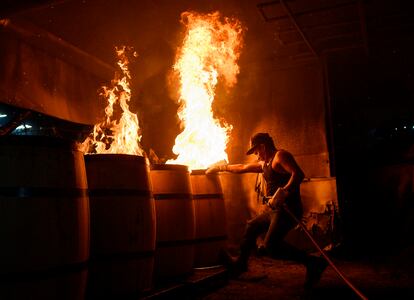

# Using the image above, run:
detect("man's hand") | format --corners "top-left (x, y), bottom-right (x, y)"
top-left (268, 187), bottom-right (288, 209)
top-left (206, 165), bottom-right (221, 174)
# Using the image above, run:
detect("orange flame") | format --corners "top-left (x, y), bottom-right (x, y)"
top-left (82, 46), bottom-right (144, 156)
top-left (167, 11), bottom-right (243, 169)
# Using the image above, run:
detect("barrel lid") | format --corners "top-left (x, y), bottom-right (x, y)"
top-left (150, 163), bottom-right (189, 172)
top-left (84, 153), bottom-right (147, 164)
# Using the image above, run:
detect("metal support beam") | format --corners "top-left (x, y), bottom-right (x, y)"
top-left (279, 0), bottom-right (319, 59)
top-left (276, 20), bottom-right (360, 35)
top-left (258, 0), bottom-right (357, 22)
top-left (357, 0), bottom-right (370, 56)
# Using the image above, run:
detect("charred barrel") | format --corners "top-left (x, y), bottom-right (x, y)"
top-left (0, 136), bottom-right (89, 300)
top-left (85, 154), bottom-right (156, 298)
top-left (191, 169), bottom-right (227, 267)
top-left (150, 164), bottom-right (195, 280)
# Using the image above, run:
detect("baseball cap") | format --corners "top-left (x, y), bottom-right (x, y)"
top-left (246, 132), bottom-right (273, 155)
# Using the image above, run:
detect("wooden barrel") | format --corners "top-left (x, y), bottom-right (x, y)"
top-left (150, 164), bottom-right (195, 281)
top-left (0, 136), bottom-right (89, 300)
top-left (190, 170), bottom-right (227, 267)
top-left (84, 154), bottom-right (156, 298)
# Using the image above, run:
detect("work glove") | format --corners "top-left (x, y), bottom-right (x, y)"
top-left (206, 166), bottom-right (219, 174)
top-left (268, 187), bottom-right (288, 209)
top-left (206, 160), bottom-right (228, 174)
top-left (206, 165), bottom-right (226, 174)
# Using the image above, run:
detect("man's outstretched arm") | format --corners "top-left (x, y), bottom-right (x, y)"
top-left (206, 162), bottom-right (262, 174)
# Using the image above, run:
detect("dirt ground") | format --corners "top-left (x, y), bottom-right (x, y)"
top-left (199, 247), bottom-right (414, 300)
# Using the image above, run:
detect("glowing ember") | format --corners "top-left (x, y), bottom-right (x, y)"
top-left (167, 11), bottom-right (243, 170)
top-left (82, 46), bottom-right (144, 156)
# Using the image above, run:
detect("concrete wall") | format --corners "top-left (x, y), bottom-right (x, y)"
top-left (225, 61), bottom-right (330, 178)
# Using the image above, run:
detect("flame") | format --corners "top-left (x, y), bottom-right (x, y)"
top-left (167, 11), bottom-right (243, 169)
top-left (82, 46), bottom-right (144, 156)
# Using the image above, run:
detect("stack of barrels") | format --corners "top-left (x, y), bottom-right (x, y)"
top-left (0, 135), bottom-right (228, 299)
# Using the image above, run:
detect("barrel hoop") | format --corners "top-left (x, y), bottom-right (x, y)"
top-left (192, 193), bottom-right (224, 200)
top-left (193, 235), bottom-right (228, 244)
top-left (153, 193), bottom-right (192, 200)
top-left (0, 261), bottom-right (88, 282)
top-left (156, 239), bottom-right (195, 248)
top-left (88, 188), bottom-right (152, 198)
top-left (0, 187), bottom-right (88, 198)
top-left (90, 250), bottom-right (155, 262)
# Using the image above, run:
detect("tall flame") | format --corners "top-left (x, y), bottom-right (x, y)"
top-left (167, 11), bottom-right (243, 169)
top-left (82, 46), bottom-right (144, 156)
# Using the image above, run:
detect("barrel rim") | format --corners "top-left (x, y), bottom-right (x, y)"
top-left (150, 164), bottom-right (189, 172)
top-left (190, 169), bottom-right (210, 175)
top-left (84, 153), bottom-right (147, 163)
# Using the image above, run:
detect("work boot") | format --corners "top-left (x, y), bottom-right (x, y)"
top-left (219, 250), bottom-right (248, 278)
top-left (304, 255), bottom-right (328, 290)
top-left (229, 257), bottom-right (248, 278)
top-left (256, 244), bottom-right (267, 257)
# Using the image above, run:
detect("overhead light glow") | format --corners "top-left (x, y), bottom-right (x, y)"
top-left (15, 124), bottom-right (32, 130)
top-left (0, 114), bottom-right (7, 118)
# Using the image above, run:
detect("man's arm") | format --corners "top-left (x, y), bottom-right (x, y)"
top-left (206, 162), bottom-right (262, 174)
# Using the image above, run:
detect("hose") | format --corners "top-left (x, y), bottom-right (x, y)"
top-left (282, 203), bottom-right (369, 300)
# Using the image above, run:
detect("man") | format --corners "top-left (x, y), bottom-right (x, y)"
top-left (206, 132), bottom-right (327, 289)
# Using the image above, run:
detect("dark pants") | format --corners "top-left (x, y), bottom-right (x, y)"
top-left (239, 205), bottom-right (308, 265)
